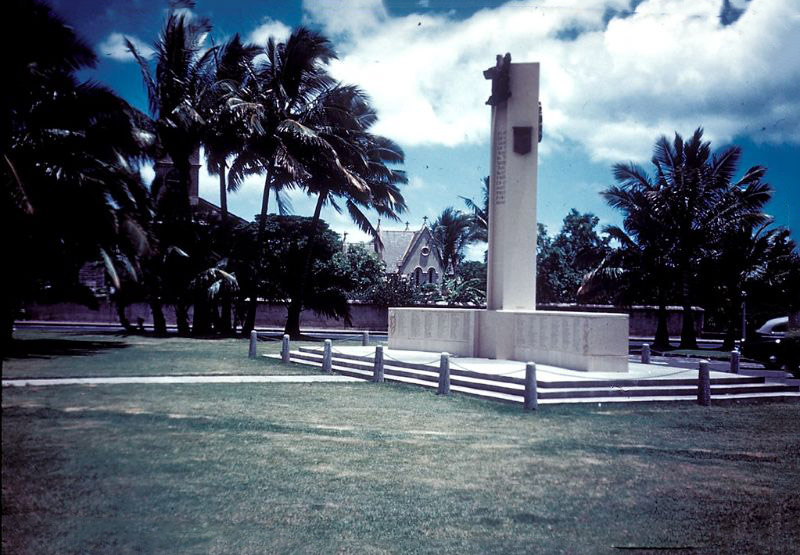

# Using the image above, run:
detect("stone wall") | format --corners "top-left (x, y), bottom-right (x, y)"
top-left (19, 301), bottom-right (701, 336)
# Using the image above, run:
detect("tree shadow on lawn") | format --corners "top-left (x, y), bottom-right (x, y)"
top-left (4, 337), bottom-right (130, 361)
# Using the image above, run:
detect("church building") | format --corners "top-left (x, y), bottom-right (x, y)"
top-left (373, 222), bottom-right (445, 285)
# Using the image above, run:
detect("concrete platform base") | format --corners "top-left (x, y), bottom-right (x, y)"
top-left (389, 308), bottom-right (629, 373)
top-left (273, 346), bottom-right (800, 405)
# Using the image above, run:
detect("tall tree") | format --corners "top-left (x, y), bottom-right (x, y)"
top-left (227, 27), bottom-right (338, 335)
top-left (608, 128), bottom-right (772, 349)
top-left (127, 4), bottom-right (215, 221)
top-left (536, 210), bottom-right (610, 304)
top-left (127, 3), bottom-right (218, 333)
top-left (460, 176), bottom-right (489, 244)
top-left (202, 34), bottom-right (260, 334)
top-left (701, 223), bottom-right (800, 349)
top-left (430, 207), bottom-right (472, 277)
top-left (3, 0), bottom-right (153, 347)
top-left (204, 34), bottom-right (260, 223)
top-left (283, 84), bottom-right (407, 338)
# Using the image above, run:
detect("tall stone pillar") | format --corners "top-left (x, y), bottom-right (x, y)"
top-left (486, 63), bottom-right (540, 311)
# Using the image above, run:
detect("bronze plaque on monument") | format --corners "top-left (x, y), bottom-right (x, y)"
top-left (513, 126), bottom-right (532, 155)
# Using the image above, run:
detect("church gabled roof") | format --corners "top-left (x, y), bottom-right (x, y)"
top-left (376, 229), bottom-right (418, 270)
top-left (376, 225), bottom-right (443, 273)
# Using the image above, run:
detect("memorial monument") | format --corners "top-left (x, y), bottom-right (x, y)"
top-left (389, 55), bottom-right (629, 372)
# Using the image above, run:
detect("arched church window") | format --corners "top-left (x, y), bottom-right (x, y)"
top-left (414, 268), bottom-right (422, 286)
top-left (428, 268), bottom-right (435, 283)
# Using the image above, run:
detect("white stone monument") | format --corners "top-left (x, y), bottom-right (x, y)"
top-left (389, 56), bottom-right (629, 372)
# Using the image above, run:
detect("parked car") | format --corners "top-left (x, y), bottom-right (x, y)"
top-left (742, 317), bottom-right (789, 369)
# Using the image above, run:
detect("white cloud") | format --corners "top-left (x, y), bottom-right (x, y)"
top-left (464, 242), bottom-right (486, 262)
top-left (302, 0), bottom-right (387, 37)
top-left (303, 0), bottom-right (800, 162)
top-left (247, 18), bottom-right (292, 45)
top-left (406, 175), bottom-right (426, 190)
top-left (98, 32), bottom-right (154, 62)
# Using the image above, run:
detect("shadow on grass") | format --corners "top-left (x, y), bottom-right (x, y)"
top-left (4, 337), bottom-right (130, 361)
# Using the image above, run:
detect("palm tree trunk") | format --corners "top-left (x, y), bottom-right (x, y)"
top-left (115, 300), bottom-right (135, 333)
top-left (192, 296), bottom-right (211, 336)
top-left (172, 151), bottom-right (194, 338)
top-left (653, 297), bottom-right (670, 351)
top-left (176, 302), bottom-right (191, 336)
top-left (217, 162), bottom-right (233, 335)
top-left (242, 172), bottom-right (272, 336)
top-left (678, 268), bottom-right (698, 349)
top-left (284, 192), bottom-right (326, 339)
top-left (150, 299), bottom-right (168, 336)
top-left (219, 294), bottom-right (233, 335)
top-left (721, 291), bottom-right (740, 351)
top-left (219, 162), bottom-right (228, 223)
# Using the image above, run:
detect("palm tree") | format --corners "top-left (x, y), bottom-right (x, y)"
top-left (126, 5), bottom-right (216, 220)
top-left (584, 165), bottom-right (682, 348)
top-left (127, 6), bottom-right (218, 333)
top-left (3, 0), bottom-right (154, 347)
top-left (579, 225), bottom-right (675, 349)
top-left (199, 34), bottom-right (260, 335)
top-left (460, 176), bottom-right (489, 244)
top-left (609, 128), bottom-right (772, 349)
top-left (430, 207), bottom-right (472, 277)
top-left (203, 34), bottom-right (260, 223)
top-left (227, 27), bottom-right (339, 335)
top-left (282, 84), bottom-right (407, 338)
top-left (705, 222), bottom-right (796, 350)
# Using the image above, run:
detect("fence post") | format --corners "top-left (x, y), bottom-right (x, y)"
top-left (323, 339), bottom-right (332, 373)
top-left (373, 345), bottom-right (384, 382)
top-left (730, 350), bottom-right (740, 374)
top-left (524, 362), bottom-right (538, 410)
top-left (641, 343), bottom-right (651, 364)
top-left (281, 334), bottom-right (291, 363)
top-left (698, 360), bottom-right (711, 406)
top-left (249, 330), bottom-right (258, 359)
top-left (438, 353), bottom-right (450, 395)
top-left (362, 330), bottom-right (370, 346)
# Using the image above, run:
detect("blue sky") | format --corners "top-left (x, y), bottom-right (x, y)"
top-left (55, 0), bottom-right (799, 256)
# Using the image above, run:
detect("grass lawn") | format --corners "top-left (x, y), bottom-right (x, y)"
top-left (3, 332), bottom-right (799, 554)
top-left (2, 330), bottom-right (361, 379)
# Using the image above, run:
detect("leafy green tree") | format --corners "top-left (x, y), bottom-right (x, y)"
top-left (126, 2), bottom-right (220, 334)
top-left (458, 260), bottom-right (487, 294)
top-left (363, 276), bottom-right (425, 308)
top-left (536, 211), bottom-right (610, 303)
top-left (700, 224), bottom-right (800, 348)
top-left (581, 173), bottom-right (680, 349)
top-left (438, 277), bottom-right (486, 306)
top-left (227, 28), bottom-right (407, 337)
top-left (229, 216), bottom-right (354, 328)
top-left (334, 244), bottom-right (385, 300)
